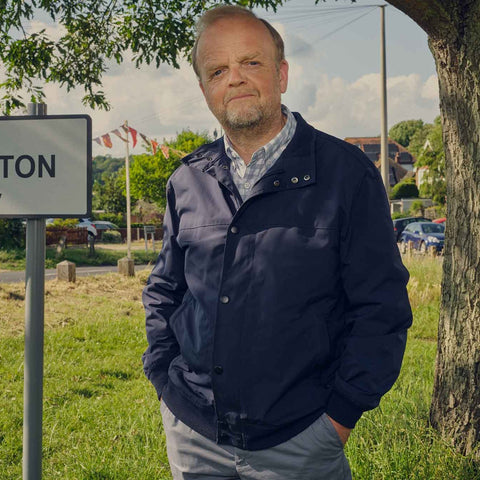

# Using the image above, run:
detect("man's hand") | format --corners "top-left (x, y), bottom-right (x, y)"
top-left (326, 415), bottom-right (352, 446)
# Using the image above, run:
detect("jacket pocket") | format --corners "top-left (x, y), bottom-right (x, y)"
top-left (168, 291), bottom-right (214, 374)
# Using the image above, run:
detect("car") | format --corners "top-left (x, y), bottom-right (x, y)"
top-left (91, 221), bottom-right (119, 231)
top-left (392, 216), bottom-right (431, 241)
top-left (399, 221), bottom-right (445, 254)
top-left (76, 218), bottom-right (98, 238)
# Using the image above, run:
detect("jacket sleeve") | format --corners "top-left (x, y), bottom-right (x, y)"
top-left (326, 165), bottom-right (413, 428)
top-left (142, 181), bottom-right (187, 399)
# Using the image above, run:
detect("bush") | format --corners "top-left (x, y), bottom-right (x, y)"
top-left (390, 179), bottom-right (419, 200)
top-left (0, 219), bottom-right (25, 249)
top-left (93, 212), bottom-right (125, 227)
top-left (101, 230), bottom-right (123, 243)
top-left (409, 200), bottom-right (425, 216)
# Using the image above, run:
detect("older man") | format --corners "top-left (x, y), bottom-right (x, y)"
top-left (142, 5), bottom-right (412, 480)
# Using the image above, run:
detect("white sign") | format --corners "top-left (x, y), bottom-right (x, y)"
top-left (0, 115), bottom-right (92, 218)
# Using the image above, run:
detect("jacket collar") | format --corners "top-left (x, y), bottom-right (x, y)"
top-left (182, 113), bottom-right (318, 196)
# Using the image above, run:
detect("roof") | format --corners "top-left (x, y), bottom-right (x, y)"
top-left (344, 137), bottom-right (417, 165)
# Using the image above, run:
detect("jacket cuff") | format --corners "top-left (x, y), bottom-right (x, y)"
top-left (148, 369), bottom-right (168, 400)
top-left (326, 390), bottom-right (364, 429)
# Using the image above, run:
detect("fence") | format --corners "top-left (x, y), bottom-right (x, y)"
top-left (46, 228), bottom-right (89, 246)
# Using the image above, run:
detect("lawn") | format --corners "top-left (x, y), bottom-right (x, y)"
top-left (0, 256), bottom-right (479, 479)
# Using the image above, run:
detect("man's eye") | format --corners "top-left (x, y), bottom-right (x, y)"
top-left (248, 61), bottom-right (259, 66)
top-left (213, 69), bottom-right (223, 77)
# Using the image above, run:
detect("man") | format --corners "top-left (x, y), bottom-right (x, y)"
top-left (143, 5), bottom-right (412, 479)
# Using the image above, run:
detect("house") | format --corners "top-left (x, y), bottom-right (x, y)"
top-left (344, 136), bottom-right (417, 186)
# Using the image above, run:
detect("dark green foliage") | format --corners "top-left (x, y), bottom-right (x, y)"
top-left (390, 178), bottom-right (419, 199)
top-left (93, 172), bottom-right (128, 213)
top-left (0, 219), bottom-right (25, 249)
top-left (92, 156), bottom-right (124, 185)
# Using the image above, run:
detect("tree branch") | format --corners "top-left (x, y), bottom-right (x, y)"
top-left (386, 0), bottom-right (456, 41)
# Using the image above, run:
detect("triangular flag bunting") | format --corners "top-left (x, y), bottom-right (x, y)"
top-left (140, 133), bottom-right (149, 145)
top-left (151, 140), bottom-right (159, 155)
top-left (160, 144), bottom-right (170, 159)
top-left (112, 129), bottom-right (127, 142)
top-left (128, 127), bottom-right (137, 147)
top-left (93, 137), bottom-right (102, 146)
top-left (101, 134), bottom-right (112, 148)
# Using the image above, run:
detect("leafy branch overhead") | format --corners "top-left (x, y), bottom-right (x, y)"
top-left (0, 0), bottom-right (285, 114)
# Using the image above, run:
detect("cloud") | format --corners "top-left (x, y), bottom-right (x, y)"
top-left (284, 68), bottom-right (440, 138)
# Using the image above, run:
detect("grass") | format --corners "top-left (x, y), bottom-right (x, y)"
top-left (1, 256), bottom-right (479, 479)
top-left (0, 243), bottom-right (159, 271)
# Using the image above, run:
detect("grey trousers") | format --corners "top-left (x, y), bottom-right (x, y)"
top-left (160, 401), bottom-right (352, 480)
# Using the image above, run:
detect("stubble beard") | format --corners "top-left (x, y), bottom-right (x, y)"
top-left (222, 104), bottom-right (264, 131)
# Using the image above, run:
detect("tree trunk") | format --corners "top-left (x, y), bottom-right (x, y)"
top-left (428, 31), bottom-right (480, 458)
top-left (386, 0), bottom-right (480, 458)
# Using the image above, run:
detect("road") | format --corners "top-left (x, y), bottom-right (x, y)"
top-left (0, 264), bottom-right (153, 283)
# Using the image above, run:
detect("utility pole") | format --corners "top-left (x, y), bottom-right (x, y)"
top-left (380, 5), bottom-right (389, 194)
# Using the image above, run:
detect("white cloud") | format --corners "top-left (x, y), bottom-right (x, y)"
top-left (284, 68), bottom-right (439, 139)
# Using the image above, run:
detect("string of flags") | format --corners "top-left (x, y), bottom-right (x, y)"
top-left (93, 123), bottom-right (183, 158)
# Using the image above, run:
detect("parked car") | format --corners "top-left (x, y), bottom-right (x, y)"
top-left (76, 218), bottom-right (98, 238)
top-left (91, 221), bottom-right (119, 231)
top-left (392, 216), bottom-right (431, 241)
top-left (399, 221), bottom-right (445, 254)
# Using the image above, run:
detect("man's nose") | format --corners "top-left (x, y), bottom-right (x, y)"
top-left (228, 65), bottom-right (246, 86)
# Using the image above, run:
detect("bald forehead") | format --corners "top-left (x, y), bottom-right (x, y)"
top-left (197, 16), bottom-right (277, 57)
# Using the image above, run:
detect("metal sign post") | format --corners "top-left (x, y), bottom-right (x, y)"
top-left (23, 102), bottom-right (47, 480)
top-left (0, 104), bottom-right (91, 479)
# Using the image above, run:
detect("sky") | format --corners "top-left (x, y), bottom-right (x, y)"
top-left (16, 0), bottom-right (440, 158)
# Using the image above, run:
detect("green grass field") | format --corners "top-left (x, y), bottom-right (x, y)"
top-left (0, 257), bottom-right (479, 479)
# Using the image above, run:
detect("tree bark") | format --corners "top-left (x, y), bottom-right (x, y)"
top-left (387, 0), bottom-right (480, 458)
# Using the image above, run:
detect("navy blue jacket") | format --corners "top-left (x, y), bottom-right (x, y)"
top-left (142, 113), bottom-right (412, 450)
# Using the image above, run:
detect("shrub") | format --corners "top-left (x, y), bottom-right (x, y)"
top-left (93, 212), bottom-right (125, 227)
top-left (0, 219), bottom-right (25, 249)
top-left (409, 200), bottom-right (425, 216)
top-left (390, 179), bottom-right (419, 200)
top-left (102, 230), bottom-right (123, 243)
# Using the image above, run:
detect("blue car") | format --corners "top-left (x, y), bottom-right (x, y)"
top-left (399, 221), bottom-right (445, 254)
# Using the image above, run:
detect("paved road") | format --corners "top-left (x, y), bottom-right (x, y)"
top-left (0, 264), bottom-right (153, 283)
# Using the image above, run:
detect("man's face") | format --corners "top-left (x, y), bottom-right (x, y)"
top-left (196, 16), bottom-right (288, 132)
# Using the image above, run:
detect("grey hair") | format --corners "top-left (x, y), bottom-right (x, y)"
top-left (191, 5), bottom-right (285, 78)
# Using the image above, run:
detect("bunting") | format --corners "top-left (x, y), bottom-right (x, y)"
top-left (93, 122), bottom-right (186, 158)
top-left (112, 129), bottom-right (127, 142)
top-left (101, 134), bottom-right (112, 148)
top-left (160, 144), bottom-right (170, 159)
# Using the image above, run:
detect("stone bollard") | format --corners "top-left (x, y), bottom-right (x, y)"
top-left (57, 260), bottom-right (76, 282)
top-left (118, 256), bottom-right (135, 277)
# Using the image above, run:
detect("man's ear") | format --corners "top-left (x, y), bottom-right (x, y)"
top-left (279, 60), bottom-right (289, 94)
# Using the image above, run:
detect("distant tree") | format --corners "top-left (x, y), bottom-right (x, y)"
top-left (166, 129), bottom-right (212, 153)
top-left (92, 171), bottom-right (127, 213)
top-left (389, 119), bottom-right (424, 147)
top-left (92, 156), bottom-right (125, 184)
top-left (415, 117), bottom-right (446, 204)
top-left (131, 130), bottom-right (211, 209)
